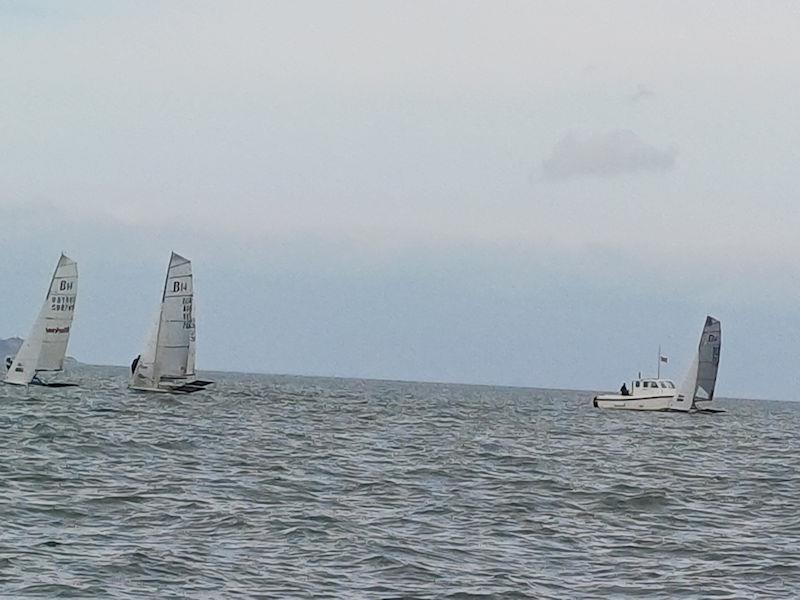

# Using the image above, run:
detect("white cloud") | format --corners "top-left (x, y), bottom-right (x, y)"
top-left (541, 130), bottom-right (676, 181)
top-left (629, 83), bottom-right (655, 103)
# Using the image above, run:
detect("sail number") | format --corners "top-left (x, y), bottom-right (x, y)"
top-left (182, 296), bottom-right (194, 329)
top-left (50, 294), bottom-right (76, 312)
top-left (50, 280), bottom-right (76, 312)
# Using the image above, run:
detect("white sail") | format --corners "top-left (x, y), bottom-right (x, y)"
top-left (157, 252), bottom-right (194, 379)
top-left (130, 252), bottom-right (195, 390)
top-left (669, 316), bottom-right (721, 411)
top-left (5, 254), bottom-right (78, 385)
top-left (130, 308), bottom-right (162, 389)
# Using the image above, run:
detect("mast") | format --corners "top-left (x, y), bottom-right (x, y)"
top-left (150, 252), bottom-right (173, 386)
top-left (657, 345), bottom-right (661, 378)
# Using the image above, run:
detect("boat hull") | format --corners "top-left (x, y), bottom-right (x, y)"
top-left (694, 400), bottom-right (725, 413)
top-left (2, 379), bottom-right (28, 387)
top-left (593, 393), bottom-right (676, 411)
top-left (129, 379), bottom-right (214, 395)
top-left (129, 385), bottom-right (172, 394)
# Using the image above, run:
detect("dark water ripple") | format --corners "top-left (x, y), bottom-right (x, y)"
top-left (1, 367), bottom-right (799, 598)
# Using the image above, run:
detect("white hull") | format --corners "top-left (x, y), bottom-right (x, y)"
top-left (2, 379), bottom-right (77, 390)
top-left (593, 393), bottom-right (679, 411)
top-left (2, 380), bottom-right (28, 388)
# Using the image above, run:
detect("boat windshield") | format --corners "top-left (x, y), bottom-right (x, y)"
top-left (636, 379), bottom-right (675, 389)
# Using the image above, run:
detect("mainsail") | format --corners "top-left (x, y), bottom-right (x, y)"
top-left (670, 316), bottom-right (722, 410)
top-left (130, 252), bottom-right (196, 390)
top-left (5, 254), bottom-right (78, 385)
top-left (695, 316), bottom-right (722, 402)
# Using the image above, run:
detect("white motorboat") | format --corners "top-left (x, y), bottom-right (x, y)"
top-left (593, 316), bottom-right (722, 412)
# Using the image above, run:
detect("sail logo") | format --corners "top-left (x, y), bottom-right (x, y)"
top-left (173, 281), bottom-right (188, 293)
top-left (45, 326), bottom-right (70, 334)
top-left (60, 280), bottom-right (74, 291)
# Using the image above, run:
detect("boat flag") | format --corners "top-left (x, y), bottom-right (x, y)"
top-left (660, 355), bottom-right (668, 363)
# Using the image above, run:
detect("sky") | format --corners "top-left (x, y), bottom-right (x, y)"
top-left (1, 1), bottom-right (799, 400)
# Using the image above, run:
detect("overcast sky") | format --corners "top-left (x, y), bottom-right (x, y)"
top-left (1, 1), bottom-right (799, 399)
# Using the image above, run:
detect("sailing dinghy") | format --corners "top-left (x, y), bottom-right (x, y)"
top-left (674, 316), bottom-right (723, 413)
top-left (4, 254), bottom-right (79, 387)
top-left (593, 316), bottom-right (722, 412)
top-left (129, 252), bottom-right (213, 394)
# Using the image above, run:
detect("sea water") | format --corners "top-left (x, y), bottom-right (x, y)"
top-left (1, 367), bottom-right (798, 598)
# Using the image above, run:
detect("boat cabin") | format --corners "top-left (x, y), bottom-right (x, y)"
top-left (629, 378), bottom-right (675, 396)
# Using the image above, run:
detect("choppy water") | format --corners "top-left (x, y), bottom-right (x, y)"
top-left (1, 366), bottom-right (799, 598)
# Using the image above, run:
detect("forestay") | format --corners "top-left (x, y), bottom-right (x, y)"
top-left (5, 254), bottom-right (78, 385)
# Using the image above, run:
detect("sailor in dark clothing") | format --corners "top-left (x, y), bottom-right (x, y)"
top-left (620, 383), bottom-right (629, 396)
